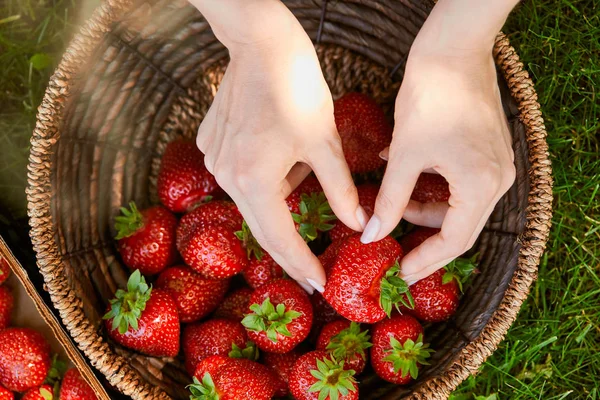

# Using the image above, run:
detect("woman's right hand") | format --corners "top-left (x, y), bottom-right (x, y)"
top-left (194, 0), bottom-right (367, 293)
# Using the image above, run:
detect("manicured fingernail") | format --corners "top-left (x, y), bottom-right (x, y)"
top-left (360, 216), bottom-right (380, 244)
top-left (307, 278), bottom-right (325, 293)
top-left (298, 281), bottom-right (315, 295)
top-left (379, 149), bottom-right (389, 161)
top-left (355, 206), bottom-right (369, 230)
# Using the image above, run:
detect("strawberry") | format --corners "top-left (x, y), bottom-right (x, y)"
top-left (193, 355), bottom-right (233, 380)
top-left (0, 257), bottom-right (10, 286)
top-left (114, 202), bottom-right (177, 275)
top-left (0, 328), bottom-right (51, 392)
top-left (316, 320), bottom-right (371, 375)
top-left (317, 240), bottom-right (344, 275)
top-left (183, 319), bottom-right (248, 375)
top-left (0, 385), bottom-right (11, 400)
top-left (21, 384), bottom-right (52, 400)
top-left (286, 177), bottom-right (336, 242)
top-left (176, 201), bottom-right (247, 279)
top-left (310, 292), bottom-right (339, 337)
top-left (371, 314), bottom-right (433, 384)
top-left (323, 234), bottom-right (414, 323)
top-left (411, 173), bottom-right (450, 203)
top-left (262, 351), bottom-right (301, 397)
top-left (59, 369), bottom-right (97, 400)
top-left (213, 288), bottom-right (253, 322)
top-left (156, 265), bottom-right (229, 322)
top-left (399, 227), bottom-right (440, 253)
top-left (242, 279), bottom-right (313, 353)
top-left (334, 92), bottom-right (392, 173)
top-left (190, 357), bottom-right (277, 400)
top-left (157, 140), bottom-right (222, 213)
top-left (0, 287), bottom-right (13, 329)
top-left (242, 253), bottom-right (284, 289)
top-left (330, 184), bottom-right (379, 241)
top-left (103, 270), bottom-right (179, 357)
top-left (289, 350), bottom-right (358, 400)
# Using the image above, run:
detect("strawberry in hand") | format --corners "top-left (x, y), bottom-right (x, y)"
top-left (317, 320), bottom-right (371, 375)
top-left (103, 270), bottom-right (179, 357)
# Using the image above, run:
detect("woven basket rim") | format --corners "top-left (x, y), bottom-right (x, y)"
top-left (26, 0), bottom-right (553, 399)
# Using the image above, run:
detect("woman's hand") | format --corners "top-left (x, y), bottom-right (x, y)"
top-left (194, 1), bottom-right (365, 293)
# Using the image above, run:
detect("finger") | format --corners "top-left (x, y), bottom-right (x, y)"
top-left (361, 150), bottom-right (422, 243)
top-left (379, 147), bottom-right (389, 161)
top-left (306, 136), bottom-right (367, 232)
top-left (403, 200), bottom-right (449, 228)
top-left (282, 162), bottom-right (312, 198)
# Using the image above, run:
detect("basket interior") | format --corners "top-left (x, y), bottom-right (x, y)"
top-left (49, 0), bottom-right (529, 398)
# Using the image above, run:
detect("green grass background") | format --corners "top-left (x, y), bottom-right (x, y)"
top-left (0, 0), bottom-right (598, 398)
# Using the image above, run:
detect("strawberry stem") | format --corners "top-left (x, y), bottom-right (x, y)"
top-left (308, 357), bottom-right (357, 399)
top-left (291, 192), bottom-right (337, 242)
top-left (379, 261), bottom-right (414, 317)
top-left (241, 298), bottom-right (302, 343)
top-left (102, 270), bottom-right (152, 334)
top-left (382, 333), bottom-right (433, 379)
top-left (114, 201), bottom-right (144, 240)
top-left (235, 221), bottom-right (264, 261)
top-left (326, 322), bottom-right (372, 362)
top-left (442, 253), bottom-right (479, 293)
top-left (229, 341), bottom-right (259, 361)
top-left (188, 374), bottom-right (219, 400)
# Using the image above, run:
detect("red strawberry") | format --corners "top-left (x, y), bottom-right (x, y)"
top-left (0, 257), bottom-right (10, 286)
top-left (323, 234), bottom-right (414, 323)
top-left (183, 319), bottom-right (247, 374)
top-left (285, 177), bottom-right (336, 242)
top-left (334, 92), bottom-right (392, 173)
top-left (399, 227), bottom-right (440, 253)
top-left (177, 201), bottom-right (247, 279)
top-left (411, 173), bottom-right (450, 203)
top-left (242, 253), bottom-right (284, 289)
top-left (114, 202), bottom-right (177, 275)
top-left (330, 184), bottom-right (379, 241)
top-left (316, 320), bottom-right (371, 375)
top-left (242, 279), bottom-right (313, 353)
top-left (190, 358), bottom-right (277, 400)
top-left (59, 369), bottom-right (97, 400)
top-left (262, 351), bottom-right (301, 397)
top-left (0, 328), bottom-right (51, 392)
top-left (289, 350), bottom-right (358, 400)
top-left (103, 270), bottom-right (180, 357)
top-left (310, 292), bottom-right (339, 336)
top-left (0, 287), bottom-right (13, 329)
top-left (318, 240), bottom-right (344, 275)
top-left (156, 265), bottom-right (229, 322)
top-left (157, 140), bottom-right (222, 213)
top-left (213, 288), bottom-right (253, 322)
top-left (193, 355), bottom-right (233, 380)
top-left (0, 385), bottom-right (11, 400)
top-left (371, 314), bottom-right (433, 384)
top-left (21, 384), bottom-right (52, 400)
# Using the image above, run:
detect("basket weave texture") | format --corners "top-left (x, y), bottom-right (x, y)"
top-left (26, 0), bottom-right (553, 399)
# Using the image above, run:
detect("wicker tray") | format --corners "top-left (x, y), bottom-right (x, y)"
top-left (26, 0), bottom-right (553, 398)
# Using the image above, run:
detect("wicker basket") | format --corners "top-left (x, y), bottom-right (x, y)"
top-left (26, 0), bottom-right (553, 398)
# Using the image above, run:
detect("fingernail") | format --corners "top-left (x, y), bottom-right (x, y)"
top-left (355, 206), bottom-right (369, 230)
top-left (298, 281), bottom-right (315, 295)
top-left (360, 216), bottom-right (380, 244)
top-left (379, 150), bottom-right (389, 161)
top-left (306, 278), bottom-right (325, 293)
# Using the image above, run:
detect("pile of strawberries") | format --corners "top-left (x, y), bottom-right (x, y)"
top-left (0, 257), bottom-right (98, 400)
top-left (108, 92), bottom-right (477, 399)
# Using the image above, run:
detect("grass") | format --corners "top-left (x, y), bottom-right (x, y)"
top-left (0, 0), bottom-right (598, 399)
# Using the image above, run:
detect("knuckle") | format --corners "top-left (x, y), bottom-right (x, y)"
top-left (376, 190), bottom-right (395, 214)
top-left (260, 235), bottom-right (288, 256)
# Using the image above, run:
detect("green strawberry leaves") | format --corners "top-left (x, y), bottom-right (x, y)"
top-left (326, 322), bottom-right (372, 362)
top-left (443, 253), bottom-right (479, 293)
top-left (188, 374), bottom-right (219, 400)
top-left (309, 357), bottom-right (357, 400)
top-left (379, 262), bottom-right (415, 317)
top-left (235, 220), bottom-right (264, 261)
top-left (229, 341), bottom-right (259, 361)
top-left (40, 387), bottom-right (54, 400)
top-left (291, 192), bottom-right (337, 242)
top-left (114, 201), bottom-right (144, 240)
top-left (241, 298), bottom-right (302, 343)
top-left (382, 333), bottom-right (433, 379)
top-left (103, 270), bottom-right (152, 334)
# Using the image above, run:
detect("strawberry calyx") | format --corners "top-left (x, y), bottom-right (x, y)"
top-left (326, 322), bottom-right (372, 362)
top-left (308, 357), bottom-right (357, 399)
top-left (103, 270), bottom-right (152, 334)
top-left (241, 298), bottom-right (302, 343)
top-left (38, 386), bottom-right (55, 400)
top-left (188, 374), bottom-right (219, 400)
top-left (291, 192), bottom-right (337, 242)
top-left (442, 253), bottom-right (479, 293)
top-left (229, 341), bottom-right (259, 361)
top-left (235, 221), bottom-right (264, 261)
top-left (379, 262), bottom-right (415, 317)
top-left (382, 334), bottom-right (433, 379)
top-left (114, 201), bottom-right (144, 240)
top-left (44, 354), bottom-right (66, 398)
